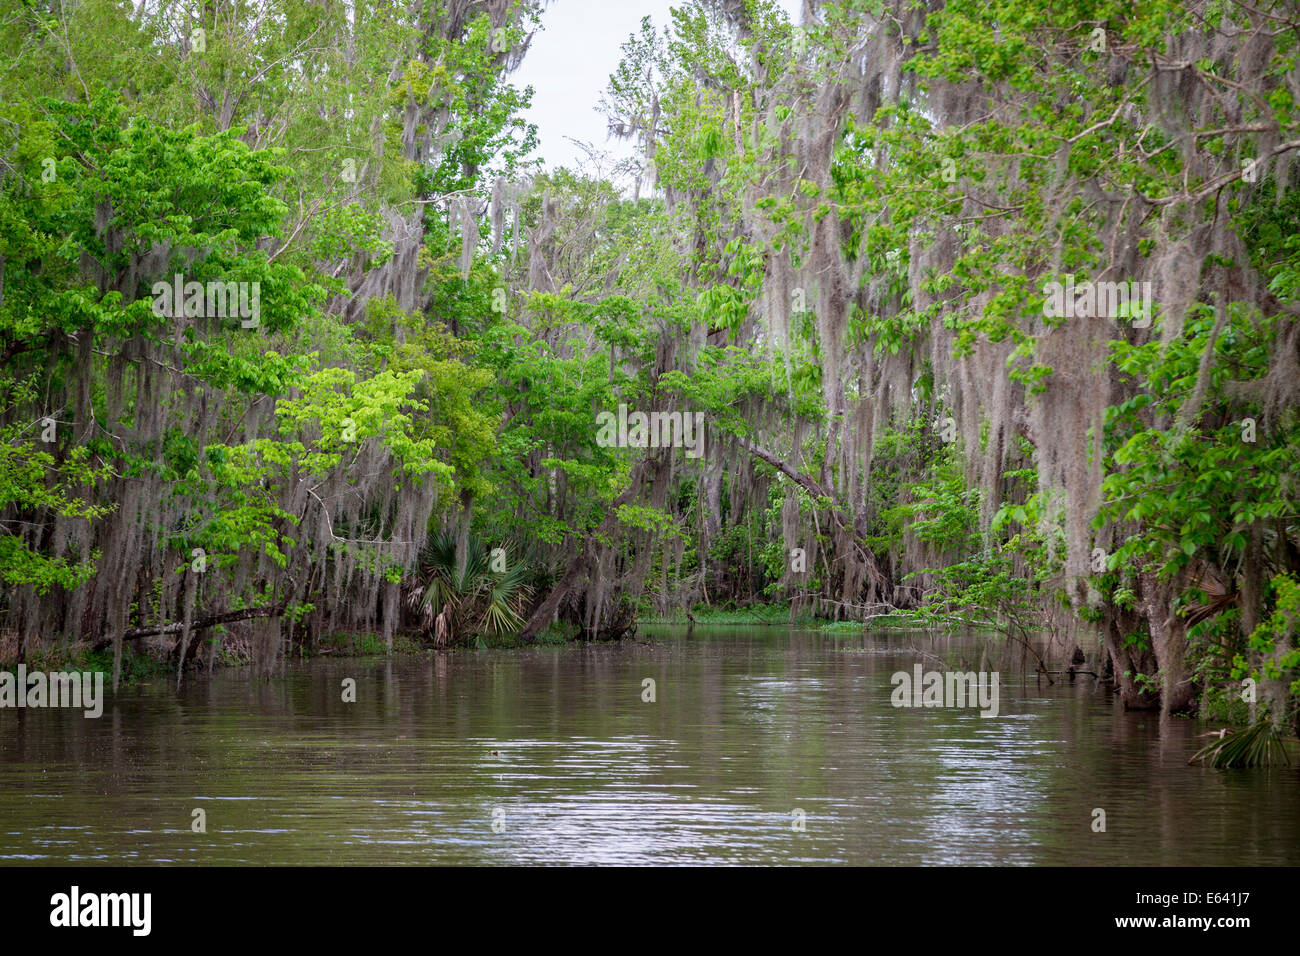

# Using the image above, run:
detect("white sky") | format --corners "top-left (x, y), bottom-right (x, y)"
top-left (512, 0), bottom-right (803, 174)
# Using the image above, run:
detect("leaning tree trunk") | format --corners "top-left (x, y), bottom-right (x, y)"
top-left (734, 434), bottom-right (893, 605)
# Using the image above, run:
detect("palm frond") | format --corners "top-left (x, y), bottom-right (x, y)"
top-left (1191, 719), bottom-right (1292, 768)
top-left (405, 532), bottom-right (536, 645)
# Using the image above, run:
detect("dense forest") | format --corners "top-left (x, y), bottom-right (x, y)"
top-left (1, 0), bottom-right (1298, 751)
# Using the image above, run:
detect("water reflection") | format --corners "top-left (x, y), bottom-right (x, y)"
top-left (0, 627), bottom-right (1296, 864)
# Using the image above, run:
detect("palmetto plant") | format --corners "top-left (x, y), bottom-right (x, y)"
top-left (405, 532), bottom-right (533, 647)
top-left (1191, 718), bottom-right (1293, 769)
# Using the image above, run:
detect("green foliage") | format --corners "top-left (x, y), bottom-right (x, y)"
top-left (405, 532), bottom-right (534, 646)
top-left (1191, 719), bottom-right (1293, 769)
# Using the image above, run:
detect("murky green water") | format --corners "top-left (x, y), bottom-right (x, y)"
top-left (1, 626), bottom-right (1296, 865)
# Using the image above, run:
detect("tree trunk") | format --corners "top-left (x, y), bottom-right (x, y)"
top-left (1103, 603), bottom-right (1161, 710)
top-left (455, 490), bottom-right (474, 583)
top-left (734, 433), bottom-right (891, 600)
top-left (519, 453), bottom-right (666, 643)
